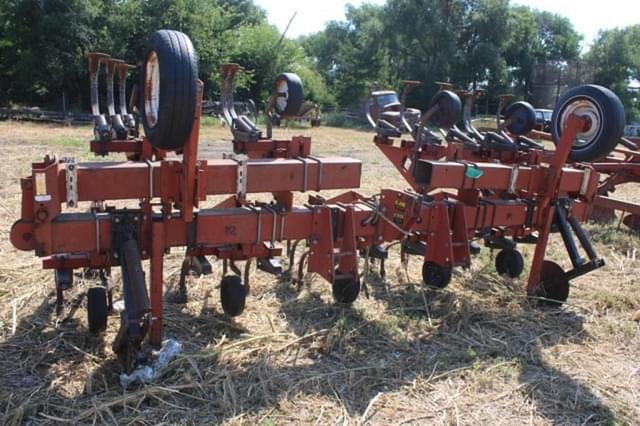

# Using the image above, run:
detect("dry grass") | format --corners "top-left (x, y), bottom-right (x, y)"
top-left (0, 120), bottom-right (639, 425)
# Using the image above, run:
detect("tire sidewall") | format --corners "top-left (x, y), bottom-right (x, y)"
top-left (140, 30), bottom-right (198, 151)
top-left (551, 85), bottom-right (624, 162)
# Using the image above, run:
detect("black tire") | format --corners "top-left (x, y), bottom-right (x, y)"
top-left (332, 272), bottom-right (360, 304)
top-left (504, 101), bottom-right (536, 135)
top-left (422, 261), bottom-right (452, 289)
top-left (428, 90), bottom-right (461, 129)
top-left (140, 30), bottom-right (198, 150)
top-left (551, 85), bottom-right (625, 162)
top-left (220, 275), bottom-right (246, 316)
top-left (274, 73), bottom-right (304, 117)
top-left (495, 249), bottom-right (524, 278)
top-left (87, 287), bottom-right (108, 333)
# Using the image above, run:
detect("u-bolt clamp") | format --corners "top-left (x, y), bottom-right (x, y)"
top-left (86, 52), bottom-right (113, 143)
top-left (105, 58), bottom-right (128, 140)
top-left (117, 62), bottom-right (138, 136)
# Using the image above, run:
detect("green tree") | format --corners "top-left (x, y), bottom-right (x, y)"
top-left (1, 0), bottom-right (102, 107)
top-left (502, 7), bottom-right (581, 101)
top-left (503, 6), bottom-right (541, 99)
top-left (0, 0), bottom-right (274, 108)
top-left (585, 25), bottom-right (640, 120)
top-left (302, 4), bottom-right (391, 107)
top-left (453, 0), bottom-right (510, 95)
top-left (228, 24), bottom-right (334, 108)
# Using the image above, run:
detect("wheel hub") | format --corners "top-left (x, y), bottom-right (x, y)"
top-left (560, 99), bottom-right (601, 148)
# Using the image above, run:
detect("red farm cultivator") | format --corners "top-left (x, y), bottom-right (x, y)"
top-left (10, 30), bottom-right (628, 373)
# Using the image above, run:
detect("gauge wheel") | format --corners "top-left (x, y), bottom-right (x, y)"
top-left (551, 85), bottom-right (625, 162)
top-left (332, 271), bottom-right (360, 304)
top-left (220, 275), bottom-right (246, 316)
top-left (422, 261), bottom-right (452, 289)
top-left (273, 73), bottom-right (304, 117)
top-left (495, 248), bottom-right (524, 278)
top-left (87, 286), bottom-right (109, 333)
top-left (504, 101), bottom-right (536, 135)
top-left (428, 90), bottom-right (461, 130)
top-left (534, 261), bottom-right (570, 306)
top-left (140, 30), bottom-right (198, 150)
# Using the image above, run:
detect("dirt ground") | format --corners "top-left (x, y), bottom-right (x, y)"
top-left (0, 120), bottom-right (639, 425)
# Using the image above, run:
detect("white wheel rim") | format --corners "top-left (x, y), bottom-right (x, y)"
top-left (276, 79), bottom-right (289, 113)
top-left (145, 51), bottom-right (160, 128)
top-left (559, 97), bottom-right (602, 148)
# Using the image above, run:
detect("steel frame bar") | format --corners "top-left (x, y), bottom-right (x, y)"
top-left (593, 195), bottom-right (640, 215)
top-left (22, 156), bottom-right (361, 206)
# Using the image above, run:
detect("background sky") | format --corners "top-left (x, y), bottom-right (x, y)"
top-left (255, 0), bottom-right (639, 46)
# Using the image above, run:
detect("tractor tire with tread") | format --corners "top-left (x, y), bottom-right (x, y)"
top-left (140, 29), bottom-right (198, 151)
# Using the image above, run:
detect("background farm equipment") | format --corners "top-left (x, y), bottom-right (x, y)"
top-left (0, 107), bottom-right (93, 124)
top-left (9, 30), bottom-right (628, 375)
top-left (366, 80), bottom-right (422, 135)
top-left (270, 100), bottom-right (322, 128)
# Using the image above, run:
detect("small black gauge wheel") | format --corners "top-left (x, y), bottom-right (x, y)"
top-left (422, 261), bottom-right (452, 289)
top-left (332, 271), bottom-right (360, 304)
top-left (87, 286), bottom-right (109, 333)
top-left (220, 275), bottom-right (247, 316)
top-left (428, 90), bottom-right (462, 130)
top-left (534, 261), bottom-right (570, 306)
top-left (504, 101), bottom-right (536, 135)
top-left (495, 248), bottom-right (525, 278)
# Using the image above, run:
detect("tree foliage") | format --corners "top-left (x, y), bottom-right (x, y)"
top-left (585, 25), bottom-right (640, 120)
top-left (302, 0), bottom-right (585, 109)
top-left (0, 0), bottom-right (332, 110)
top-left (0, 0), bottom-right (637, 121)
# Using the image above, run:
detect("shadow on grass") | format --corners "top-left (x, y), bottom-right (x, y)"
top-left (0, 261), bottom-right (616, 424)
